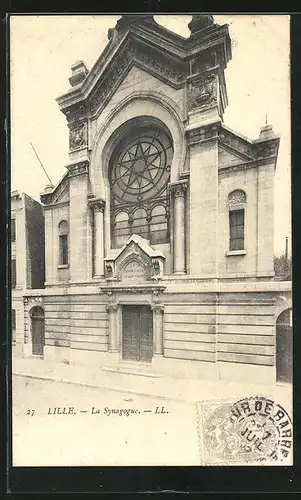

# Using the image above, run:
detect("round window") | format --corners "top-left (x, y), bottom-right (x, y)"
top-left (109, 127), bottom-right (173, 204)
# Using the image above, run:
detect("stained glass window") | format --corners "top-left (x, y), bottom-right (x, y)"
top-left (110, 126), bottom-right (173, 248)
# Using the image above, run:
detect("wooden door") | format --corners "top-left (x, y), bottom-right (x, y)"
top-left (276, 309), bottom-right (292, 383)
top-left (122, 305), bottom-right (153, 362)
top-left (31, 307), bottom-right (45, 356)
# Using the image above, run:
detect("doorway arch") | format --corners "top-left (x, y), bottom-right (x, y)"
top-left (276, 308), bottom-right (292, 383)
top-left (30, 306), bottom-right (45, 357)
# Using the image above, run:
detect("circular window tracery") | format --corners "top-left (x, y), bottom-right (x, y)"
top-left (109, 124), bottom-right (173, 248)
top-left (110, 128), bottom-right (173, 204)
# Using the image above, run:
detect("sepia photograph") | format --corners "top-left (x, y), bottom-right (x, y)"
top-left (10, 13), bottom-right (292, 467)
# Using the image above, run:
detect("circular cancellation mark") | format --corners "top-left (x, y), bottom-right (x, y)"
top-left (201, 396), bottom-right (292, 465)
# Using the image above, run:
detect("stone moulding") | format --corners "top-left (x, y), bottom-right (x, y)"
top-left (56, 20), bottom-right (231, 123)
top-left (100, 284), bottom-right (166, 295)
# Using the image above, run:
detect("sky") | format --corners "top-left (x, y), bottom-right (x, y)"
top-left (10, 15), bottom-right (290, 256)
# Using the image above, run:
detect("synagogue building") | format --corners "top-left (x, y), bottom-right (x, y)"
top-left (21, 15), bottom-right (292, 384)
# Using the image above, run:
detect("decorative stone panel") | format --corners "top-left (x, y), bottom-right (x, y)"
top-left (69, 121), bottom-right (88, 152)
top-left (104, 234), bottom-right (165, 282)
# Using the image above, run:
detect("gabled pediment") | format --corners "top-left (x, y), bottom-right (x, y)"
top-left (56, 16), bottom-right (231, 121)
top-left (218, 144), bottom-right (252, 167)
top-left (218, 124), bottom-right (280, 169)
top-left (219, 126), bottom-right (256, 164)
top-left (40, 172), bottom-right (69, 206)
top-left (104, 234), bottom-right (165, 282)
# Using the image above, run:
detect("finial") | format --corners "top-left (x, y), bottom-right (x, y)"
top-left (69, 60), bottom-right (89, 87)
top-left (115, 15), bottom-right (155, 32)
top-left (188, 15), bottom-right (215, 35)
top-left (265, 113), bottom-right (268, 125)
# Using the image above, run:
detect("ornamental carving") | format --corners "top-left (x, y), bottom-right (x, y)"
top-left (89, 41), bottom-right (187, 115)
top-left (106, 302), bottom-right (119, 313)
top-left (170, 181), bottom-right (187, 198)
top-left (90, 199), bottom-right (105, 213)
top-left (69, 121), bottom-right (87, 151)
top-left (187, 73), bottom-right (217, 112)
top-left (67, 160), bottom-right (89, 178)
top-left (187, 124), bottom-right (219, 145)
top-left (228, 189), bottom-right (247, 206)
top-left (117, 252), bottom-right (151, 282)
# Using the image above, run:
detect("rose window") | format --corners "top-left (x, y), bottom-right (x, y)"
top-left (109, 126), bottom-right (173, 248)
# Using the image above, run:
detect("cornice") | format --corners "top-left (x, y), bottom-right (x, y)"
top-left (219, 140), bottom-right (254, 162)
top-left (218, 155), bottom-right (278, 176)
top-left (43, 201), bottom-right (70, 210)
top-left (56, 23), bottom-right (231, 121)
top-left (100, 284), bottom-right (166, 295)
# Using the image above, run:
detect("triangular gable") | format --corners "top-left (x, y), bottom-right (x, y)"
top-left (40, 172), bottom-right (69, 205)
top-left (56, 17), bottom-right (231, 120)
top-left (105, 234), bottom-right (164, 262)
top-left (218, 126), bottom-right (256, 168)
top-left (218, 144), bottom-right (251, 167)
top-left (104, 234), bottom-right (165, 282)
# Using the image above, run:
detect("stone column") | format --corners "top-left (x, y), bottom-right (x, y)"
top-left (152, 304), bottom-right (164, 356)
top-left (107, 303), bottom-right (118, 352)
top-left (91, 199), bottom-right (105, 277)
top-left (171, 181), bottom-right (187, 274)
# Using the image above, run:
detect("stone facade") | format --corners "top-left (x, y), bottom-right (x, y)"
top-left (22, 15), bottom-right (292, 384)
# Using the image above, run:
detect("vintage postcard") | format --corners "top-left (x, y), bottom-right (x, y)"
top-left (10, 14), bottom-right (292, 467)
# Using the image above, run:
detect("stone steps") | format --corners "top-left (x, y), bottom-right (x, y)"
top-left (102, 363), bottom-right (164, 378)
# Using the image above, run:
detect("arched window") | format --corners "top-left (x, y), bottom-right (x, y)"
top-left (150, 204), bottom-right (168, 245)
top-left (109, 123), bottom-right (173, 248)
top-left (58, 220), bottom-right (69, 265)
top-left (228, 190), bottom-right (246, 251)
top-left (113, 211), bottom-right (130, 248)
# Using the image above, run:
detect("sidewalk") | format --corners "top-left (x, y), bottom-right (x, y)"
top-left (12, 355), bottom-right (292, 408)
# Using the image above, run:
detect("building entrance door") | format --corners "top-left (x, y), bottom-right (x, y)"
top-left (122, 305), bottom-right (153, 362)
top-left (276, 308), bottom-right (292, 383)
top-left (31, 306), bottom-right (45, 357)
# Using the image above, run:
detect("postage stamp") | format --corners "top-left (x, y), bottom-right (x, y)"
top-left (197, 396), bottom-right (293, 466)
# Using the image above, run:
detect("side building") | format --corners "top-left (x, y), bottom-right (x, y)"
top-left (11, 191), bottom-right (45, 356)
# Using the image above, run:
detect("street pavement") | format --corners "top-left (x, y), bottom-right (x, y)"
top-left (11, 357), bottom-right (293, 467)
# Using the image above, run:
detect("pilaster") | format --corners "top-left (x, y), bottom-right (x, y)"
top-left (89, 198), bottom-right (105, 278)
top-left (106, 302), bottom-right (119, 352)
top-left (169, 180), bottom-right (188, 275)
top-left (151, 303), bottom-right (164, 356)
top-left (187, 123), bottom-right (219, 276)
top-left (67, 159), bottom-right (90, 282)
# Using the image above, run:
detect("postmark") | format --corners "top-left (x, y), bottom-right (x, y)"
top-left (197, 396), bottom-right (292, 465)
